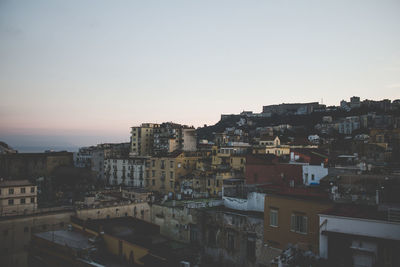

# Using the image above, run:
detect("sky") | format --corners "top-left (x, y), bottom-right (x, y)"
top-left (1, 0), bottom-right (400, 149)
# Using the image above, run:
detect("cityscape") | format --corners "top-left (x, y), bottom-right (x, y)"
top-left (1, 97), bottom-right (400, 266)
top-left (1, 1), bottom-right (400, 267)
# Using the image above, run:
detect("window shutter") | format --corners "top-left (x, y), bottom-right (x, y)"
top-left (290, 214), bottom-right (295, 231)
top-left (302, 216), bottom-right (308, 233)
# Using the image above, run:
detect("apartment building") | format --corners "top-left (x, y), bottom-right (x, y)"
top-left (104, 157), bottom-right (146, 187)
top-left (130, 123), bottom-right (160, 156)
top-left (145, 151), bottom-right (201, 194)
top-left (0, 179), bottom-right (37, 216)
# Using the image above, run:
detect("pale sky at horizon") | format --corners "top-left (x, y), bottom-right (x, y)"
top-left (1, 0), bottom-right (400, 148)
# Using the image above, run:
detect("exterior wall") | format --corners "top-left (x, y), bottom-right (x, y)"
top-left (264, 146), bottom-right (290, 156)
top-left (73, 222), bottom-right (154, 266)
top-left (302, 164), bottom-right (328, 186)
top-left (182, 128), bottom-right (197, 151)
top-left (0, 210), bottom-right (74, 267)
top-left (146, 157), bottom-right (177, 193)
top-left (200, 209), bottom-right (281, 267)
top-left (104, 158), bottom-right (146, 187)
top-left (206, 171), bottom-right (233, 197)
top-left (75, 202), bottom-right (150, 222)
top-left (102, 233), bottom-right (151, 265)
top-left (0, 152), bottom-right (73, 179)
top-left (246, 162), bottom-right (303, 186)
top-left (45, 154), bottom-right (74, 173)
top-left (151, 200), bottom-right (223, 243)
top-left (264, 194), bottom-right (333, 254)
top-left (223, 192), bottom-right (266, 212)
top-left (229, 156), bottom-right (246, 172)
top-left (151, 204), bottom-right (195, 243)
top-left (91, 150), bottom-right (105, 180)
top-left (121, 190), bottom-right (151, 202)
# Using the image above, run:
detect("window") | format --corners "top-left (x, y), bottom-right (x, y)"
top-left (24, 227), bottom-right (29, 233)
top-left (190, 226), bottom-right (199, 244)
top-left (208, 179), bottom-right (211, 186)
top-left (152, 160), bottom-right (155, 167)
top-left (247, 234), bottom-right (256, 260)
top-left (269, 209), bottom-right (278, 227)
top-left (152, 179), bottom-right (155, 186)
top-left (227, 232), bottom-right (235, 251)
top-left (31, 197), bottom-right (35, 203)
top-left (9, 188), bottom-right (14, 195)
top-left (8, 199), bottom-right (14, 205)
top-left (208, 230), bottom-right (216, 246)
top-left (170, 161), bottom-right (174, 168)
top-left (161, 160), bottom-right (165, 169)
top-left (21, 188), bottom-right (25, 194)
top-left (170, 181), bottom-right (173, 188)
top-left (254, 173), bottom-right (258, 183)
top-left (20, 198), bottom-right (26, 204)
top-left (216, 179), bottom-right (219, 187)
top-left (290, 214), bottom-right (308, 234)
top-left (170, 171), bottom-right (174, 179)
top-left (152, 170), bottom-right (155, 177)
top-left (311, 174), bottom-right (315, 181)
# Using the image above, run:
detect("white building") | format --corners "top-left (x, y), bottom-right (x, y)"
top-left (73, 151), bottom-right (92, 168)
top-left (319, 205), bottom-right (400, 267)
top-left (339, 116), bottom-right (360, 134)
top-left (307, 134), bottom-right (320, 144)
top-left (302, 163), bottom-right (328, 186)
top-left (104, 157), bottom-right (146, 187)
top-left (182, 128), bottom-right (197, 152)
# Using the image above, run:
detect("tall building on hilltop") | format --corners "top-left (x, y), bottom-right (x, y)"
top-left (130, 123), bottom-right (160, 156)
top-left (130, 123), bottom-right (197, 156)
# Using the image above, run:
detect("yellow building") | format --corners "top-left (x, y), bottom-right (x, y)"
top-left (259, 136), bottom-right (280, 146)
top-left (205, 171), bottom-right (235, 197)
top-left (145, 151), bottom-right (201, 194)
top-left (253, 136), bottom-right (290, 156)
top-left (253, 146), bottom-right (290, 156)
top-left (229, 156), bottom-right (246, 172)
top-left (130, 123), bottom-right (160, 156)
top-left (211, 145), bottom-right (249, 168)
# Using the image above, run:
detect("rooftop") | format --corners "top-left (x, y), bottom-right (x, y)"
top-left (320, 204), bottom-right (389, 221)
top-left (34, 229), bottom-right (94, 250)
top-left (0, 179), bottom-right (33, 187)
